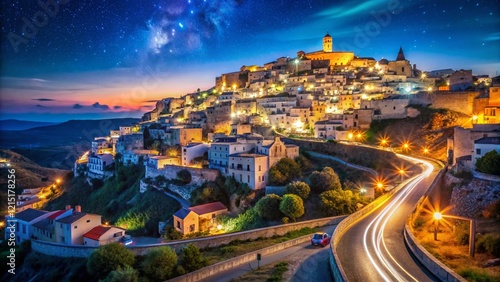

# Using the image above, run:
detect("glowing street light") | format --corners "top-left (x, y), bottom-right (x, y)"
top-left (294, 59), bottom-right (299, 74)
top-left (348, 132), bottom-right (354, 140)
top-left (432, 212), bottom-right (476, 257)
top-left (423, 147), bottom-right (429, 154)
top-left (472, 115), bottom-right (478, 124)
top-left (56, 179), bottom-right (61, 184)
top-left (433, 212), bottom-right (442, 241)
top-left (398, 169), bottom-right (405, 182)
top-left (377, 182), bottom-right (383, 189)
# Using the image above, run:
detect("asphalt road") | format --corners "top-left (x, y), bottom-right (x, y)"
top-left (200, 224), bottom-right (337, 282)
top-left (337, 156), bottom-right (441, 282)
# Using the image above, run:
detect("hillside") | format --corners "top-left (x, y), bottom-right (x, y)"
top-left (0, 149), bottom-right (68, 214)
top-left (0, 118), bottom-right (139, 148)
top-left (366, 106), bottom-right (470, 161)
top-left (0, 119), bottom-right (58, 131)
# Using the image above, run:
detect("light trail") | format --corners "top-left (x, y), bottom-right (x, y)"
top-left (362, 155), bottom-right (434, 281)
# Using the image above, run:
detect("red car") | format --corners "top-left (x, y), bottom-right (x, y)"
top-left (311, 232), bottom-right (331, 247)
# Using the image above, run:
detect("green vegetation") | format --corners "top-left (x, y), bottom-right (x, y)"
top-left (284, 181), bottom-right (310, 200)
top-left (268, 157), bottom-right (301, 186)
top-left (102, 265), bottom-right (138, 282)
top-left (320, 189), bottom-right (361, 216)
top-left (141, 246), bottom-right (178, 281)
top-left (459, 268), bottom-right (496, 282)
top-left (202, 227), bottom-right (316, 265)
top-left (180, 244), bottom-right (209, 272)
top-left (476, 234), bottom-right (500, 257)
top-left (279, 194), bottom-right (304, 221)
top-left (190, 175), bottom-right (252, 209)
top-left (45, 162), bottom-right (180, 236)
top-left (177, 169), bottom-right (192, 184)
top-left (87, 243), bottom-right (135, 279)
top-left (255, 194), bottom-right (283, 220)
top-left (267, 262), bottom-right (289, 282)
top-left (309, 167), bottom-right (341, 193)
top-left (475, 150), bottom-right (500, 176)
top-left (219, 207), bottom-right (265, 232)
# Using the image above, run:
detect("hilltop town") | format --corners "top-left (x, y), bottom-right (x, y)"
top-left (5, 33), bottom-right (500, 281)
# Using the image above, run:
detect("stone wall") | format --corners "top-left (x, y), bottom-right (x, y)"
top-left (411, 91), bottom-right (481, 115)
top-left (32, 216), bottom-right (345, 258)
top-left (146, 165), bottom-right (219, 186)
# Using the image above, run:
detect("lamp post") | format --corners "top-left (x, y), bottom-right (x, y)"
top-left (433, 212), bottom-right (442, 241)
top-left (433, 212), bottom-right (476, 257)
top-left (294, 59), bottom-right (299, 75)
top-left (399, 169), bottom-right (405, 182)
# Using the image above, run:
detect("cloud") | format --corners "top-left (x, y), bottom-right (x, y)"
top-left (92, 102), bottom-right (109, 110)
top-left (73, 104), bottom-right (83, 109)
top-left (32, 98), bottom-right (55, 101)
top-left (143, 100), bottom-right (158, 103)
top-left (35, 104), bottom-right (46, 108)
top-left (113, 105), bottom-right (122, 109)
top-left (484, 32), bottom-right (500, 41)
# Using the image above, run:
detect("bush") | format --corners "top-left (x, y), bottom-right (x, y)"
top-left (102, 265), bottom-right (138, 282)
top-left (309, 167), bottom-right (342, 193)
top-left (268, 158), bottom-right (301, 185)
top-left (141, 246), bottom-right (178, 281)
top-left (279, 194), bottom-right (304, 221)
top-left (482, 200), bottom-right (500, 219)
top-left (90, 178), bottom-right (104, 189)
top-left (180, 244), bottom-right (208, 272)
top-left (282, 217), bottom-right (289, 224)
top-left (476, 234), bottom-right (500, 257)
top-left (165, 225), bottom-right (183, 240)
top-left (475, 150), bottom-right (500, 176)
top-left (255, 194), bottom-right (283, 220)
top-left (177, 169), bottom-right (192, 184)
top-left (320, 189), bottom-right (360, 216)
top-left (294, 155), bottom-right (312, 171)
top-left (218, 207), bottom-right (264, 232)
top-left (86, 243), bottom-right (135, 279)
top-left (284, 181), bottom-right (310, 200)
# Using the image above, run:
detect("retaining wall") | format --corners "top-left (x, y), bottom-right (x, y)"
top-left (32, 216), bottom-right (345, 258)
top-left (169, 234), bottom-right (313, 282)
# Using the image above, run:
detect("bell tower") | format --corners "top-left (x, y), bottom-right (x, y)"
top-left (323, 32), bottom-right (332, 52)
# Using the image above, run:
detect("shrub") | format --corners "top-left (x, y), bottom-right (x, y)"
top-left (255, 194), bottom-right (283, 220)
top-left (164, 225), bottom-right (183, 240)
top-left (90, 178), bottom-right (104, 189)
top-left (282, 217), bottom-right (289, 224)
top-left (476, 234), bottom-right (500, 257)
top-left (475, 150), bottom-right (500, 176)
top-left (268, 158), bottom-right (301, 185)
top-left (177, 169), bottom-right (192, 184)
top-left (284, 181), bottom-right (310, 200)
top-left (181, 244), bottom-right (208, 272)
top-left (86, 243), bottom-right (135, 279)
top-left (279, 194), bottom-right (304, 221)
top-left (459, 268), bottom-right (495, 282)
top-left (413, 217), bottom-right (425, 229)
top-left (141, 246), bottom-right (177, 281)
top-left (482, 200), bottom-right (500, 219)
top-left (102, 265), bottom-right (138, 282)
top-left (320, 189), bottom-right (360, 216)
top-left (309, 167), bottom-right (341, 193)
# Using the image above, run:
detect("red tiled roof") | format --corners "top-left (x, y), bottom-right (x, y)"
top-left (83, 225), bottom-right (111, 241)
top-left (188, 201), bottom-right (227, 215)
top-left (48, 210), bottom-right (65, 220)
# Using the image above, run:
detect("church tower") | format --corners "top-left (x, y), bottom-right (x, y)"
top-left (323, 32), bottom-right (332, 52)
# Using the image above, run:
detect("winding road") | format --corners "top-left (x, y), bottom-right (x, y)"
top-left (336, 155), bottom-right (441, 281)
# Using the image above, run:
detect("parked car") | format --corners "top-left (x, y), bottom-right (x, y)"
top-left (119, 235), bottom-right (133, 246)
top-left (311, 232), bottom-right (331, 247)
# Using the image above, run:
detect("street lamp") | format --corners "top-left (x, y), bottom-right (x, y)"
top-left (56, 179), bottom-right (61, 184)
top-left (399, 169), bottom-right (405, 182)
top-left (294, 59), bottom-right (299, 75)
top-left (433, 212), bottom-right (476, 257)
top-left (377, 182), bottom-right (383, 189)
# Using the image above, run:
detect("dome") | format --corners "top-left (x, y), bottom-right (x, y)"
top-left (378, 59), bottom-right (389, 65)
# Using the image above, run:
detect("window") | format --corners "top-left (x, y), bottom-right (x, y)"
top-left (476, 149), bottom-right (481, 155)
top-left (87, 220), bottom-right (90, 223)
top-left (248, 175), bottom-right (250, 183)
top-left (189, 224), bottom-right (195, 232)
top-left (22, 224), bottom-right (26, 234)
top-left (74, 226), bottom-right (78, 229)
top-left (259, 165), bottom-right (261, 171)
top-left (113, 232), bottom-right (122, 237)
top-left (66, 225), bottom-right (69, 231)
top-left (240, 174), bottom-right (242, 181)
top-left (177, 221), bottom-right (181, 229)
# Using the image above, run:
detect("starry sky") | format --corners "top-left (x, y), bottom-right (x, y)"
top-left (1, 0), bottom-right (499, 122)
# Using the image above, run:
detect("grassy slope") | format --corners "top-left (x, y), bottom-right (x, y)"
top-left (44, 163), bottom-right (180, 236)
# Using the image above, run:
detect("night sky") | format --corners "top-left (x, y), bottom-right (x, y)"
top-left (1, 0), bottom-right (499, 122)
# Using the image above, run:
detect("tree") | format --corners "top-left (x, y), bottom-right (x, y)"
top-left (475, 150), bottom-right (500, 176)
top-left (181, 244), bottom-right (208, 272)
top-left (320, 189), bottom-right (361, 216)
top-left (177, 169), bottom-right (192, 184)
top-left (279, 194), bottom-right (304, 221)
top-left (255, 194), bottom-right (283, 220)
top-left (141, 246), bottom-right (178, 281)
top-left (102, 265), bottom-right (138, 282)
top-left (86, 243), bottom-right (135, 279)
top-left (284, 181), bottom-right (310, 200)
top-left (268, 158), bottom-right (301, 185)
top-left (294, 155), bottom-right (312, 171)
top-left (309, 167), bottom-right (341, 193)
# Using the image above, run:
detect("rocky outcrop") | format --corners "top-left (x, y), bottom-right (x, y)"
top-left (449, 177), bottom-right (500, 217)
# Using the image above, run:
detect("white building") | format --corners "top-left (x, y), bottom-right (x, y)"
top-left (227, 153), bottom-right (268, 190)
top-left (314, 120), bottom-right (343, 139)
top-left (208, 142), bottom-right (255, 174)
top-left (182, 143), bottom-right (210, 167)
top-left (87, 154), bottom-right (114, 178)
top-left (122, 149), bottom-right (159, 165)
top-left (473, 137), bottom-right (500, 166)
top-left (54, 206), bottom-right (102, 245)
top-left (147, 156), bottom-right (181, 169)
top-left (83, 225), bottom-right (126, 246)
top-left (7, 209), bottom-right (54, 244)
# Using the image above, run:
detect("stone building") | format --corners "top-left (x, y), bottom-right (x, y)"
top-left (387, 47), bottom-right (413, 77)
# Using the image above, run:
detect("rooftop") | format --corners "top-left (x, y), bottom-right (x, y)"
top-left (173, 208), bottom-right (193, 219)
top-left (83, 225), bottom-right (113, 241)
top-left (48, 210), bottom-right (66, 220)
top-left (15, 208), bottom-right (47, 222)
top-left (56, 212), bottom-right (87, 224)
top-left (475, 137), bottom-right (500, 145)
top-left (189, 202), bottom-right (227, 215)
